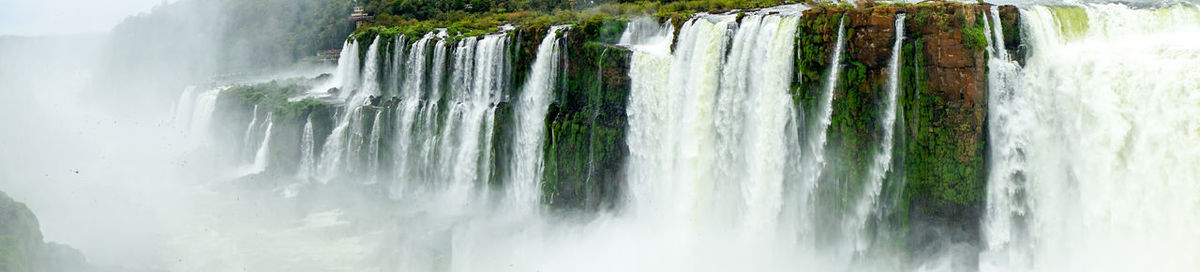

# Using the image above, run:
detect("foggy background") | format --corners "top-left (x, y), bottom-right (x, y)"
top-left (0, 0), bottom-right (355, 269)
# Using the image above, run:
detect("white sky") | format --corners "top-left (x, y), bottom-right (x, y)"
top-left (0, 0), bottom-right (171, 36)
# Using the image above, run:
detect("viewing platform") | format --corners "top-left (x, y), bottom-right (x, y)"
top-left (350, 5), bottom-right (373, 27)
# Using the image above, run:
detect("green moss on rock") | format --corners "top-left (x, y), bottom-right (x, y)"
top-left (0, 191), bottom-right (89, 272)
top-left (541, 21), bottom-right (631, 210)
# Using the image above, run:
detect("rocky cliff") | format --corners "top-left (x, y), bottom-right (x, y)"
top-left (213, 3), bottom-right (1020, 264)
top-left (0, 191), bottom-right (90, 272)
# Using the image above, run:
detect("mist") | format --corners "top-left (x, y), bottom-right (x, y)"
top-left (0, 0), bottom-right (354, 270)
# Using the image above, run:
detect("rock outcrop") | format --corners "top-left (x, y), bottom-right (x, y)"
top-left (798, 3), bottom-right (1017, 267)
top-left (0, 191), bottom-right (90, 272)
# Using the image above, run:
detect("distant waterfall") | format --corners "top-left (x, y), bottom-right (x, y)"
top-left (172, 86), bottom-right (197, 128)
top-left (507, 25), bottom-right (569, 209)
top-left (982, 4), bottom-right (1200, 271)
top-left (845, 13), bottom-right (905, 254)
top-left (297, 115), bottom-right (316, 180)
top-left (244, 114), bottom-right (274, 175)
top-left (242, 105), bottom-right (261, 162)
top-left (175, 86), bottom-right (223, 147)
top-left (366, 109), bottom-right (384, 183)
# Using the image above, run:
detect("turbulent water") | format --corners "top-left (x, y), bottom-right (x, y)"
top-left (982, 4), bottom-right (1200, 271)
top-left (82, 2), bottom-right (1200, 271)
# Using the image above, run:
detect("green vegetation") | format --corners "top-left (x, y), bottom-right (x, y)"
top-left (793, 9), bottom-right (843, 134)
top-left (0, 192), bottom-right (39, 272)
top-left (962, 17), bottom-right (988, 51)
top-left (541, 24), bottom-right (632, 210)
top-left (353, 0), bottom-right (802, 44)
top-left (0, 192), bottom-right (88, 272)
top-left (226, 77), bottom-right (321, 110)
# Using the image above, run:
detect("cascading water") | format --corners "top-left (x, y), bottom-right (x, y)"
top-left (172, 85), bottom-right (225, 149)
top-left (980, 5), bottom-right (1032, 269)
top-left (630, 14), bottom-right (737, 225)
top-left (391, 32), bottom-right (436, 195)
top-left (242, 105), bottom-right (262, 162)
top-left (624, 7), bottom-right (808, 242)
top-left (172, 86), bottom-right (197, 128)
top-left (316, 37), bottom-right (381, 182)
top-left (623, 18), bottom-right (675, 215)
top-left (334, 40), bottom-right (362, 101)
top-left (844, 13), bottom-right (905, 254)
top-left (132, 3), bottom-right (1200, 271)
top-left (982, 4), bottom-right (1200, 271)
top-left (297, 115), bottom-right (316, 180)
top-left (385, 32), bottom-right (510, 200)
top-left (506, 25), bottom-right (567, 210)
top-left (366, 109), bottom-right (384, 182)
top-left (796, 14), bottom-right (847, 240)
top-left (244, 113), bottom-right (273, 175)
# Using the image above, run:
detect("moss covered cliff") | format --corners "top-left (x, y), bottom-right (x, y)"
top-left (795, 3), bottom-right (1019, 265)
top-left (218, 2), bottom-right (1020, 263)
top-left (541, 17), bottom-right (631, 210)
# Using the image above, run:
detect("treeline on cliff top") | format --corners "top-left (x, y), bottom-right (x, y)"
top-left (352, 0), bottom-right (804, 37)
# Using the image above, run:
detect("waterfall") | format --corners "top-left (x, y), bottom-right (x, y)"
top-left (242, 105), bottom-right (261, 162)
top-left (366, 109), bottom-right (384, 183)
top-left (981, 4), bottom-right (1200, 271)
top-left (623, 18), bottom-right (675, 216)
top-left (317, 37), bottom-right (381, 182)
top-left (244, 114), bottom-right (274, 175)
top-left (297, 115), bottom-right (316, 180)
top-left (186, 87), bottom-right (223, 147)
top-left (172, 86), bottom-right (197, 128)
top-left (389, 34), bottom-right (407, 97)
top-left (386, 33), bottom-right (509, 199)
top-left (622, 10), bottom-right (806, 238)
top-left (796, 14), bottom-right (847, 239)
top-left (356, 36), bottom-right (384, 105)
top-left (845, 13), bottom-right (905, 254)
top-left (391, 32), bottom-right (435, 193)
top-left (457, 34), bottom-right (507, 193)
top-left (980, 5), bottom-right (1033, 269)
top-left (333, 40), bottom-right (361, 101)
top-left (317, 107), bottom-right (352, 182)
top-left (507, 25), bottom-right (568, 209)
top-left (715, 13), bottom-right (801, 234)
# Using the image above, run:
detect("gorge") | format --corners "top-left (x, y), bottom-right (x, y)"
top-left (3, 1), bottom-right (1200, 271)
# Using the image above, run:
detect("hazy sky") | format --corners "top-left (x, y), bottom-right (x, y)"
top-left (0, 0), bottom-right (170, 36)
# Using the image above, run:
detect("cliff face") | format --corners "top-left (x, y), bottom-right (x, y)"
top-left (216, 3), bottom-right (1018, 262)
top-left (798, 3), bottom-right (1019, 264)
top-left (541, 19), bottom-right (632, 210)
top-left (0, 192), bottom-right (89, 272)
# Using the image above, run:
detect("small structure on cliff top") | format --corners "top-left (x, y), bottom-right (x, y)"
top-left (350, 5), bottom-right (373, 28)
